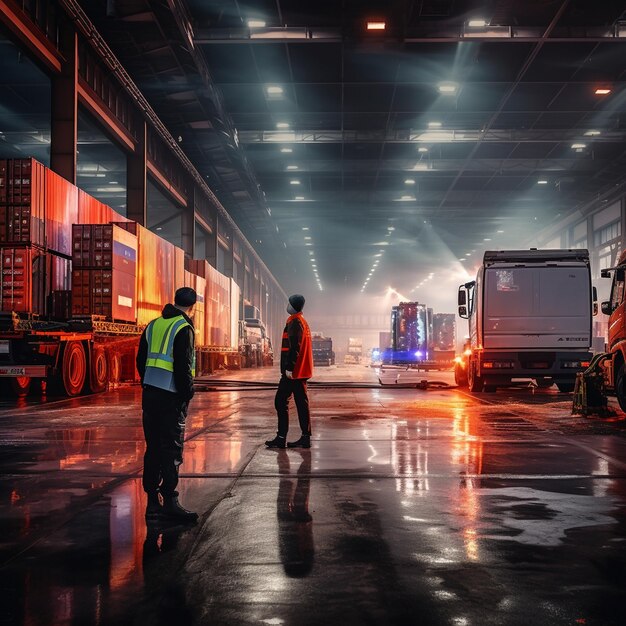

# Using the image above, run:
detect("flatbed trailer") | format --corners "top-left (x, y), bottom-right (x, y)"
top-left (0, 312), bottom-right (142, 397)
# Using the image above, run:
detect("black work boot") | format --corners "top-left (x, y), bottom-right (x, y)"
top-left (265, 435), bottom-right (287, 449)
top-left (145, 491), bottom-right (162, 519)
top-left (287, 435), bottom-right (311, 449)
top-left (162, 496), bottom-right (198, 522)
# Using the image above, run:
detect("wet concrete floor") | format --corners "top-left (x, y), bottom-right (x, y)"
top-left (1, 365), bottom-right (626, 625)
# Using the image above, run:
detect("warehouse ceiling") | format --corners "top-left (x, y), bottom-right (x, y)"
top-left (63, 2), bottom-right (626, 301)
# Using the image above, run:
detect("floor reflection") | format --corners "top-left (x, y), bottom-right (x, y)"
top-left (276, 450), bottom-right (314, 577)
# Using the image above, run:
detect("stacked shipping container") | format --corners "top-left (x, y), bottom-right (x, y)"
top-left (1, 158), bottom-right (243, 360)
top-left (0, 159), bottom-right (73, 317)
top-left (71, 224), bottom-right (138, 322)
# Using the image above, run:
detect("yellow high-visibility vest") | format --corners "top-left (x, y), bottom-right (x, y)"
top-left (143, 315), bottom-right (195, 393)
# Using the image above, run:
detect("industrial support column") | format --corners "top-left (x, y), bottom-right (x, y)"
top-left (127, 118), bottom-right (147, 225)
top-left (181, 178), bottom-right (196, 258)
top-left (206, 209), bottom-right (218, 270)
top-left (50, 24), bottom-right (77, 183)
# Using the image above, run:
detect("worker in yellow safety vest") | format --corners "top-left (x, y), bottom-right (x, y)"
top-left (136, 287), bottom-right (198, 522)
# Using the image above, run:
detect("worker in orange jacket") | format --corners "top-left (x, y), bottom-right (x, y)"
top-left (266, 294), bottom-right (314, 449)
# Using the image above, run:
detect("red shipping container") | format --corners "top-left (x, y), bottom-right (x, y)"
top-left (77, 189), bottom-right (128, 226)
top-left (45, 168), bottom-right (78, 256)
top-left (49, 290), bottom-right (71, 320)
top-left (0, 159), bottom-right (46, 246)
top-left (71, 267), bottom-right (136, 322)
top-left (114, 222), bottom-right (177, 325)
top-left (71, 269), bottom-right (91, 316)
top-left (72, 223), bottom-right (137, 272)
top-left (0, 246), bottom-right (47, 314)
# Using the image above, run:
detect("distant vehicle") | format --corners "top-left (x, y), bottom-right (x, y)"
top-left (345, 337), bottom-right (362, 365)
top-left (430, 313), bottom-right (456, 368)
top-left (239, 318), bottom-right (273, 367)
top-left (312, 334), bottom-right (334, 366)
top-left (386, 302), bottom-right (429, 365)
top-left (455, 249), bottom-right (595, 393)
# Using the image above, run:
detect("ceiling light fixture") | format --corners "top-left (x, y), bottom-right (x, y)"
top-left (537, 180), bottom-right (548, 184)
top-left (571, 143), bottom-right (586, 150)
top-left (584, 130), bottom-right (601, 136)
top-left (295, 196), bottom-right (305, 200)
top-left (248, 19), bottom-right (266, 28)
top-left (276, 122), bottom-right (290, 129)
top-left (366, 21), bottom-right (386, 30)
top-left (418, 147), bottom-right (428, 153)
top-left (404, 179), bottom-right (415, 185)
top-left (594, 88), bottom-right (611, 95)
top-left (438, 82), bottom-right (457, 94)
top-left (467, 19), bottom-right (487, 27)
top-left (428, 121), bottom-right (442, 128)
top-left (280, 147), bottom-right (293, 153)
top-left (287, 165), bottom-right (298, 170)
top-left (290, 180), bottom-right (301, 185)
top-left (266, 86), bottom-right (283, 95)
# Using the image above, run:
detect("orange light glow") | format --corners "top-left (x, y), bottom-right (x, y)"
top-left (464, 349), bottom-right (472, 356)
top-left (454, 356), bottom-right (463, 364)
top-left (367, 21), bottom-right (386, 30)
top-left (595, 88), bottom-right (611, 95)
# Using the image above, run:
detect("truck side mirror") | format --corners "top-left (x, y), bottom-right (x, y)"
top-left (601, 301), bottom-right (612, 316)
top-left (601, 269), bottom-right (611, 279)
top-left (457, 288), bottom-right (467, 307)
top-left (593, 287), bottom-right (598, 316)
top-left (458, 305), bottom-right (468, 319)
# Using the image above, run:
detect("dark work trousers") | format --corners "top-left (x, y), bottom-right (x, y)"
top-left (142, 386), bottom-right (189, 498)
top-left (275, 376), bottom-right (311, 437)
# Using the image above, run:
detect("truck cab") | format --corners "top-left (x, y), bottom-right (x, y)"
top-left (456, 249), bottom-right (595, 393)
top-left (598, 251), bottom-right (626, 409)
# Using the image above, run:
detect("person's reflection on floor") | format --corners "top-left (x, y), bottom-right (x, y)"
top-left (142, 520), bottom-right (194, 624)
top-left (277, 449), bottom-right (314, 577)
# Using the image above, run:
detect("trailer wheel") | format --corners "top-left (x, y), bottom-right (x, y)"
top-left (60, 341), bottom-right (87, 397)
top-left (615, 363), bottom-right (626, 412)
top-left (10, 376), bottom-right (31, 398)
top-left (89, 347), bottom-right (108, 393)
top-left (468, 360), bottom-right (485, 392)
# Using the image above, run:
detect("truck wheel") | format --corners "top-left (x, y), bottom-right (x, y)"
top-left (10, 376), bottom-right (31, 398)
top-left (89, 347), bottom-right (108, 393)
top-left (556, 382), bottom-right (575, 393)
top-left (468, 361), bottom-right (485, 392)
top-left (60, 341), bottom-right (87, 397)
top-left (615, 364), bottom-right (626, 413)
top-left (454, 362), bottom-right (468, 388)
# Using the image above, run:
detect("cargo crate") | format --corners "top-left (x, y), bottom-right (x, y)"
top-left (71, 267), bottom-right (137, 323)
top-left (72, 223), bottom-right (137, 272)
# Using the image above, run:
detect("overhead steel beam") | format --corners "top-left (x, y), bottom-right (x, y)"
top-left (0, 0), bottom-right (63, 72)
top-left (193, 25), bottom-right (626, 44)
top-left (238, 129), bottom-right (626, 144)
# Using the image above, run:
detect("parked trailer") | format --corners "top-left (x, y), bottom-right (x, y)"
top-left (0, 158), bottom-right (243, 396)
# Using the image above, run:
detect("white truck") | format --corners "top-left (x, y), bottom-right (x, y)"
top-left (455, 249), bottom-right (596, 393)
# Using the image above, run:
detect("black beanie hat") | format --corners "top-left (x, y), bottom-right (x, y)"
top-left (289, 294), bottom-right (305, 312)
top-left (175, 287), bottom-right (197, 307)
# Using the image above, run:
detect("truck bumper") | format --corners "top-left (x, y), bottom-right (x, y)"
top-left (478, 350), bottom-right (592, 382)
top-left (0, 365), bottom-right (48, 377)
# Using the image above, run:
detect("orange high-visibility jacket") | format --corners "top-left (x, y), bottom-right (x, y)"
top-left (280, 312), bottom-right (314, 379)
